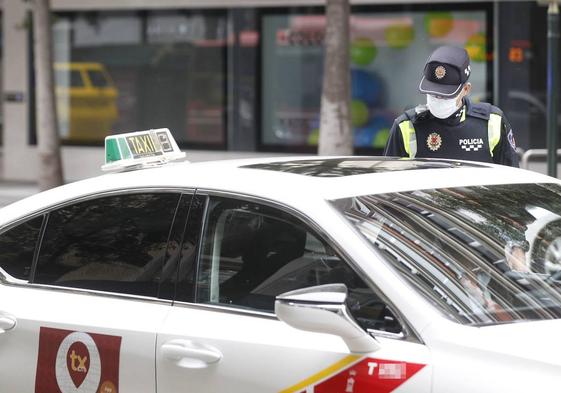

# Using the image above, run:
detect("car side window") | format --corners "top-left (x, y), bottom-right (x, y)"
top-left (34, 193), bottom-right (180, 297)
top-left (70, 70), bottom-right (84, 87)
top-left (0, 215), bottom-right (44, 282)
top-left (88, 70), bottom-right (110, 88)
top-left (196, 197), bottom-right (402, 334)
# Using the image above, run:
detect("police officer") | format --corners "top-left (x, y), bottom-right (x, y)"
top-left (383, 45), bottom-right (519, 167)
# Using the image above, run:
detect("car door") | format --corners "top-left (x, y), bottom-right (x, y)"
top-left (0, 191), bottom-right (190, 393)
top-left (156, 194), bottom-right (431, 393)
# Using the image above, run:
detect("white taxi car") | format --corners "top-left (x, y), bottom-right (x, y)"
top-left (1, 129), bottom-right (561, 393)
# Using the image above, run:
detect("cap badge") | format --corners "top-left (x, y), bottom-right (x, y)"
top-left (427, 132), bottom-right (442, 151)
top-left (434, 65), bottom-right (446, 80)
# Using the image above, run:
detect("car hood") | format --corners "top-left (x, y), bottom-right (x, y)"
top-left (423, 318), bottom-right (561, 391)
top-left (477, 319), bottom-right (561, 364)
top-left (426, 318), bottom-right (561, 367)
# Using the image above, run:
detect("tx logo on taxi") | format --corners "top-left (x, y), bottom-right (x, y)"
top-left (69, 348), bottom-right (88, 373)
top-left (66, 341), bottom-right (91, 388)
top-left (35, 327), bottom-right (121, 393)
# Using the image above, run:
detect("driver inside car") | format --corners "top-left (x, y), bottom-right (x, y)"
top-left (505, 241), bottom-right (530, 273)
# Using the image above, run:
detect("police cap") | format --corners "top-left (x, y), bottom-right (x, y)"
top-left (419, 45), bottom-right (471, 97)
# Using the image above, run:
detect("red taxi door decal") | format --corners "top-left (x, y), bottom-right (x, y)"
top-left (35, 327), bottom-right (121, 393)
top-left (281, 356), bottom-right (426, 393)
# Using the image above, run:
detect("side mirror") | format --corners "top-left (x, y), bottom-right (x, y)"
top-left (275, 283), bottom-right (380, 353)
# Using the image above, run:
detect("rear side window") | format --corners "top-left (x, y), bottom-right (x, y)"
top-left (0, 216), bottom-right (43, 281)
top-left (34, 193), bottom-right (180, 297)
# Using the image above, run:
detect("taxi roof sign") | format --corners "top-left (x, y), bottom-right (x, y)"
top-left (102, 128), bottom-right (187, 172)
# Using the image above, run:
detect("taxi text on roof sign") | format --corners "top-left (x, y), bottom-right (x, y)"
top-left (102, 128), bottom-right (186, 172)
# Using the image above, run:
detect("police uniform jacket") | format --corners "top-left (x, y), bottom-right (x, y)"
top-left (383, 98), bottom-right (519, 167)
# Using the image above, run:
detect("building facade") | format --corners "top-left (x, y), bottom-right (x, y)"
top-left (1, 0), bottom-right (556, 181)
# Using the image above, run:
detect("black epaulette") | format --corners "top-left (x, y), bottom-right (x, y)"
top-left (467, 101), bottom-right (493, 120)
top-left (489, 105), bottom-right (504, 117)
top-left (396, 105), bottom-right (429, 124)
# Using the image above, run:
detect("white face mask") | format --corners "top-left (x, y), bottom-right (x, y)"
top-left (426, 94), bottom-right (459, 119)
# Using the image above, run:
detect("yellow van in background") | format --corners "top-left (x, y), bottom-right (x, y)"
top-left (55, 62), bottom-right (118, 142)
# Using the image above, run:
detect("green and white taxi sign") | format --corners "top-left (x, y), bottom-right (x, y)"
top-left (102, 128), bottom-right (186, 172)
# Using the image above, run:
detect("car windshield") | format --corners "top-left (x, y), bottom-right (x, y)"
top-left (332, 183), bottom-right (561, 326)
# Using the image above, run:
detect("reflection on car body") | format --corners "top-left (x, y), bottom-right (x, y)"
top-left (1, 129), bottom-right (561, 392)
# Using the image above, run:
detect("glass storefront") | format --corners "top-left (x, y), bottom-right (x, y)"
top-left (39, 3), bottom-right (561, 157)
top-left (261, 6), bottom-right (490, 150)
top-left (46, 5), bottom-right (492, 153)
top-left (52, 11), bottom-right (228, 147)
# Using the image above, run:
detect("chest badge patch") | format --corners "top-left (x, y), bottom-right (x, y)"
top-left (426, 132), bottom-right (442, 151)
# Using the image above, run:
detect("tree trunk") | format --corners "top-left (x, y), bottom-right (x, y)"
top-left (318, 0), bottom-right (352, 156)
top-left (33, 0), bottom-right (63, 190)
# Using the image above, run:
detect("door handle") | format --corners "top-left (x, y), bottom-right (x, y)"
top-left (0, 314), bottom-right (16, 333)
top-left (161, 339), bottom-right (222, 369)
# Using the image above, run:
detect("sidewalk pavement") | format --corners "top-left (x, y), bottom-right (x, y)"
top-left (0, 181), bottom-right (40, 208)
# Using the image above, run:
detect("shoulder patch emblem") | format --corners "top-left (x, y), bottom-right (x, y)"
top-left (507, 129), bottom-right (516, 150)
top-left (427, 132), bottom-right (442, 151)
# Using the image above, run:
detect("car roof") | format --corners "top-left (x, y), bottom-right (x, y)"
top-left (0, 156), bottom-right (556, 225)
